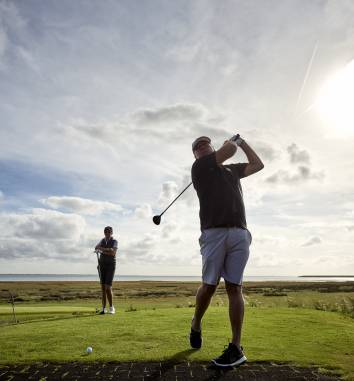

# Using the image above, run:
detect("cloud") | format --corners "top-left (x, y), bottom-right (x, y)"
top-left (0, 209), bottom-right (89, 261)
top-left (0, 1), bottom-right (26, 65)
top-left (0, 238), bottom-right (90, 262)
top-left (0, 6), bottom-right (9, 65)
top-left (60, 118), bottom-right (127, 144)
top-left (162, 221), bottom-right (179, 239)
top-left (152, 172), bottom-right (196, 215)
top-left (252, 235), bottom-right (285, 246)
top-left (131, 103), bottom-right (230, 143)
top-left (345, 209), bottom-right (354, 218)
top-left (1, 1), bottom-right (354, 276)
top-left (265, 143), bottom-right (323, 184)
top-left (265, 166), bottom-right (324, 184)
top-left (119, 231), bottom-right (192, 266)
top-left (0, 26), bottom-right (7, 62)
top-left (248, 251), bottom-right (293, 268)
top-left (0, 208), bottom-right (85, 240)
top-left (16, 46), bottom-right (40, 74)
top-left (134, 203), bottom-right (152, 219)
top-left (252, 142), bottom-right (278, 162)
top-left (120, 233), bottom-right (158, 263)
top-left (158, 181), bottom-right (178, 206)
top-left (287, 143), bottom-right (310, 164)
top-left (165, 41), bottom-right (202, 63)
top-left (57, 103), bottom-right (229, 157)
top-left (132, 103), bottom-right (207, 125)
top-left (0, 2), bottom-right (26, 30)
top-left (302, 236), bottom-right (322, 247)
top-left (40, 196), bottom-right (124, 216)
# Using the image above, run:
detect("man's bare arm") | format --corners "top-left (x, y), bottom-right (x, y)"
top-left (239, 140), bottom-right (264, 177)
top-left (97, 247), bottom-right (117, 256)
top-left (215, 141), bottom-right (237, 164)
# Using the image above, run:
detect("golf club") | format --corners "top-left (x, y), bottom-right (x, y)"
top-left (93, 250), bottom-right (103, 314)
top-left (152, 135), bottom-right (240, 225)
top-left (152, 182), bottom-right (193, 225)
top-left (94, 250), bottom-right (101, 282)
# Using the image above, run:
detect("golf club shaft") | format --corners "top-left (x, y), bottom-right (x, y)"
top-left (95, 251), bottom-right (101, 282)
top-left (160, 182), bottom-right (192, 216)
top-left (156, 134), bottom-right (239, 221)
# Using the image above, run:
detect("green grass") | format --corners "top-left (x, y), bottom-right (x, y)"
top-left (1, 282), bottom-right (353, 379)
top-left (2, 289), bottom-right (353, 321)
top-left (0, 306), bottom-right (353, 379)
top-left (0, 304), bottom-right (96, 324)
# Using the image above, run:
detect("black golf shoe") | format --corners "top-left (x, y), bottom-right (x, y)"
top-left (211, 343), bottom-right (247, 367)
top-left (189, 327), bottom-right (202, 349)
top-left (99, 308), bottom-right (107, 315)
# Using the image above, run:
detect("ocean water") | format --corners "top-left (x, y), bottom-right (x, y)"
top-left (0, 274), bottom-right (353, 282)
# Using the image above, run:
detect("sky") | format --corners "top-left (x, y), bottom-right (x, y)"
top-left (1, 0), bottom-right (354, 276)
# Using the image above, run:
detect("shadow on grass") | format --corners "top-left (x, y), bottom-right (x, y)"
top-left (144, 348), bottom-right (232, 381)
top-left (170, 348), bottom-right (196, 361)
top-left (0, 311), bottom-right (99, 327)
top-left (145, 349), bottom-right (195, 380)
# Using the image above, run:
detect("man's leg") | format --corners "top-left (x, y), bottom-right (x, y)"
top-left (211, 281), bottom-right (247, 367)
top-left (211, 228), bottom-right (250, 366)
top-left (225, 281), bottom-right (244, 349)
top-left (192, 283), bottom-right (217, 331)
top-left (191, 228), bottom-right (225, 348)
top-left (101, 284), bottom-right (107, 309)
top-left (106, 285), bottom-right (113, 307)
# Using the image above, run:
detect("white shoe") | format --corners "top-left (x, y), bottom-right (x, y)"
top-left (109, 306), bottom-right (116, 314)
top-left (99, 308), bottom-right (107, 315)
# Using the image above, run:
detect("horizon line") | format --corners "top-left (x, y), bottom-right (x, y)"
top-left (0, 273), bottom-right (295, 276)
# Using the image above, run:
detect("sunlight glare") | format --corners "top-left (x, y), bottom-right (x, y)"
top-left (316, 60), bottom-right (354, 136)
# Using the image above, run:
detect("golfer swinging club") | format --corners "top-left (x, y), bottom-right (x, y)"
top-left (95, 226), bottom-right (118, 314)
top-left (190, 134), bottom-right (264, 367)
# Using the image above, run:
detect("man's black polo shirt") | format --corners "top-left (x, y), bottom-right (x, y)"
top-left (191, 152), bottom-right (248, 230)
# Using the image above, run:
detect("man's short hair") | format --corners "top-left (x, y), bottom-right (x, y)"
top-left (192, 136), bottom-right (211, 151)
top-left (104, 226), bottom-right (113, 233)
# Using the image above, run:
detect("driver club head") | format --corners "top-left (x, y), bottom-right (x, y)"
top-left (152, 215), bottom-right (161, 225)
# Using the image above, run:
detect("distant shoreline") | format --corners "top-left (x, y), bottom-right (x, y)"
top-left (1, 274), bottom-right (354, 282)
top-left (299, 275), bottom-right (354, 278)
top-left (2, 274), bottom-right (353, 277)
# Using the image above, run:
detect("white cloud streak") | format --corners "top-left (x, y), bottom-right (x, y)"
top-left (302, 236), bottom-right (322, 247)
top-left (40, 196), bottom-right (124, 216)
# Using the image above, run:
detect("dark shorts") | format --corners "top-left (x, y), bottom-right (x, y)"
top-left (99, 257), bottom-right (116, 286)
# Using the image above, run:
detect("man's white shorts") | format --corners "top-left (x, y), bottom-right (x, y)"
top-left (199, 227), bottom-right (252, 286)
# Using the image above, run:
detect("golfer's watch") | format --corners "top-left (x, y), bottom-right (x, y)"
top-left (230, 134), bottom-right (244, 146)
top-left (235, 136), bottom-right (244, 146)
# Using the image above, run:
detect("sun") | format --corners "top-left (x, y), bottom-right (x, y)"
top-left (316, 60), bottom-right (354, 135)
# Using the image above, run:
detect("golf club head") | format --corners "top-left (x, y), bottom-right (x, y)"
top-left (153, 215), bottom-right (161, 225)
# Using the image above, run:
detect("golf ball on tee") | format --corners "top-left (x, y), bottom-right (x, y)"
top-left (86, 346), bottom-right (93, 354)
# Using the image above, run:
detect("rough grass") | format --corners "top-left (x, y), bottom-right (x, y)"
top-left (1, 280), bottom-right (354, 303)
top-left (1, 281), bottom-right (353, 322)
